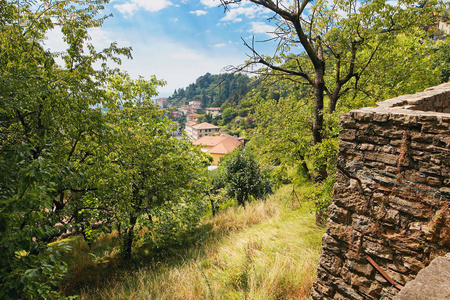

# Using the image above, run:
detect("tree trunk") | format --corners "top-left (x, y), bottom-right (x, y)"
top-left (312, 64), bottom-right (328, 181)
top-left (209, 195), bottom-right (216, 217)
top-left (123, 213), bottom-right (137, 261)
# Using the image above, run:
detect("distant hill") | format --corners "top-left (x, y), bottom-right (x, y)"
top-left (168, 73), bottom-right (252, 108)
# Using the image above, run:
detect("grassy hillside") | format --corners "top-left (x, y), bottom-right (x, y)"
top-left (63, 184), bottom-right (324, 299)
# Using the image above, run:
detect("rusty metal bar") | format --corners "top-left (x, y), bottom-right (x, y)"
top-left (367, 257), bottom-right (404, 290)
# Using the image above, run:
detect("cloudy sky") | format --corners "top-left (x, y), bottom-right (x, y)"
top-left (60, 0), bottom-right (280, 97)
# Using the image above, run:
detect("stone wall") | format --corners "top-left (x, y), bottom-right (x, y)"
top-left (311, 83), bottom-right (450, 300)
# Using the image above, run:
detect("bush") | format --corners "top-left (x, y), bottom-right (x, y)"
top-left (220, 148), bottom-right (274, 207)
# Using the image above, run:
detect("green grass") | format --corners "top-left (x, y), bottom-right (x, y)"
top-left (63, 184), bottom-right (325, 299)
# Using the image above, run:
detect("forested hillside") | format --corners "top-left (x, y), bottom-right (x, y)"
top-left (168, 73), bottom-right (252, 108)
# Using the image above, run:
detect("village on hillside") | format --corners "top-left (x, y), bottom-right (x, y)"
top-left (155, 97), bottom-right (244, 168)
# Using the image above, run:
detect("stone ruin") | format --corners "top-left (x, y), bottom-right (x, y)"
top-left (311, 83), bottom-right (450, 299)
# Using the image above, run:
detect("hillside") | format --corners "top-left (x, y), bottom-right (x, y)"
top-left (63, 184), bottom-right (324, 299)
top-left (168, 73), bottom-right (252, 108)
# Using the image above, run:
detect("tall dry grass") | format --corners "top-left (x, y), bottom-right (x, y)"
top-left (74, 184), bottom-right (324, 300)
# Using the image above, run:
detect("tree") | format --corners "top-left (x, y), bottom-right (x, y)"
top-left (102, 76), bottom-right (210, 260)
top-left (434, 39), bottom-right (450, 83)
top-left (220, 147), bottom-right (273, 207)
top-left (221, 0), bottom-right (442, 179)
top-left (0, 1), bottom-right (131, 297)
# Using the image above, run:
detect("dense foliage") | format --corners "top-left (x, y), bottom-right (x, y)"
top-left (0, 1), bottom-right (209, 298)
top-left (219, 147), bottom-right (273, 207)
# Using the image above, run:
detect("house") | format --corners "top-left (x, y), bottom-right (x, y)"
top-left (206, 107), bottom-right (221, 117)
top-left (172, 111), bottom-right (182, 118)
top-left (189, 101), bottom-right (202, 107)
top-left (187, 113), bottom-right (199, 122)
top-left (184, 121), bottom-right (197, 138)
top-left (193, 135), bottom-right (242, 165)
top-left (180, 105), bottom-right (191, 115)
top-left (191, 122), bottom-right (220, 140)
top-left (438, 21), bottom-right (450, 35)
top-left (155, 98), bottom-right (168, 109)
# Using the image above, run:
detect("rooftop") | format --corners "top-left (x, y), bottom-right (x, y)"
top-left (192, 122), bottom-right (220, 130)
top-left (209, 138), bottom-right (241, 154)
top-left (193, 135), bottom-right (242, 154)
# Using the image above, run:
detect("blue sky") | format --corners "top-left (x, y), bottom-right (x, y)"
top-left (49, 0), bottom-right (280, 97)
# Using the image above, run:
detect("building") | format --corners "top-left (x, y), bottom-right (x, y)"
top-left (180, 105), bottom-right (191, 115)
top-left (206, 107), bottom-right (221, 117)
top-left (438, 21), bottom-right (450, 35)
top-left (172, 111), bottom-right (182, 118)
top-left (189, 101), bottom-right (202, 107)
top-left (191, 122), bottom-right (220, 140)
top-left (193, 135), bottom-right (242, 165)
top-left (187, 113), bottom-right (199, 122)
top-left (184, 121), bottom-right (197, 138)
top-left (190, 105), bottom-right (202, 111)
top-left (155, 98), bottom-right (168, 109)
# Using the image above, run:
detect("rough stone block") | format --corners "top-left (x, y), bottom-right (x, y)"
top-left (364, 151), bottom-right (399, 165)
top-left (320, 252), bottom-right (344, 277)
top-left (363, 240), bottom-right (394, 260)
top-left (322, 234), bottom-right (347, 254)
top-left (388, 196), bottom-right (432, 218)
top-left (372, 113), bottom-right (390, 123)
top-left (331, 277), bottom-right (365, 300)
top-left (345, 260), bottom-right (373, 277)
top-left (338, 140), bottom-right (354, 149)
top-left (402, 256), bottom-right (425, 273)
top-left (352, 214), bottom-right (373, 233)
top-left (329, 203), bottom-right (351, 224)
top-left (313, 281), bottom-right (335, 297)
top-left (358, 135), bottom-right (390, 145)
top-left (394, 256), bottom-right (450, 300)
top-left (327, 222), bottom-right (353, 244)
top-left (403, 170), bottom-right (427, 184)
top-left (387, 262), bottom-right (408, 274)
top-left (418, 114), bottom-right (438, 122)
top-left (340, 129), bottom-right (357, 141)
top-left (359, 143), bottom-right (375, 151)
top-left (354, 111), bottom-right (374, 122)
top-left (379, 208), bottom-right (400, 224)
top-left (426, 176), bottom-right (442, 187)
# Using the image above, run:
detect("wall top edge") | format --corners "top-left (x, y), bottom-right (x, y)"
top-left (349, 82), bottom-right (450, 117)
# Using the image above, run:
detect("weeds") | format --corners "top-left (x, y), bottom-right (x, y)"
top-left (61, 184), bottom-right (324, 299)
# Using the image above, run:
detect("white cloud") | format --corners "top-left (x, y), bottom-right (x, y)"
top-left (220, 5), bottom-right (268, 23)
top-left (114, 0), bottom-right (173, 16)
top-left (249, 21), bottom-right (276, 36)
top-left (213, 43), bottom-right (226, 48)
top-left (171, 17), bottom-right (179, 22)
top-left (111, 35), bottom-right (247, 96)
top-left (190, 10), bottom-right (208, 16)
top-left (113, 3), bottom-right (137, 17)
top-left (201, 0), bottom-right (219, 8)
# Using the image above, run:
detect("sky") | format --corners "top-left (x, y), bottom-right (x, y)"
top-left (46, 0), bottom-right (280, 97)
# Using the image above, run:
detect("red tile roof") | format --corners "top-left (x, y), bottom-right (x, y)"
top-left (193, 135), bottom-right (242, 154)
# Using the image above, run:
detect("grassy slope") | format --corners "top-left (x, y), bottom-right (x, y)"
top-left (80, 184), bottom-right (325, 300)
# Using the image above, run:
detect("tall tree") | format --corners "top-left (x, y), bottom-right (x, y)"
top-left (0, 1), bottom-right (131, 297)
top-left (102, 75), bottom-right (210, 260)
top-left (221, 0), bottom-right (442, 179)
